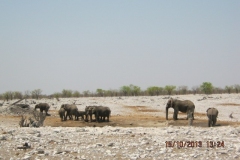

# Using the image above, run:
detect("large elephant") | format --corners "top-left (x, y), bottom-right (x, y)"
top-left (166, 98), bottom-right (195, 120)
top-left (58, 108), bottom-right (66, 121)
top-left (85, 106), bottom-right (98, 122)
top-left (206, 108), bottom-right (218, 127)
top-left (35, 103), bottom-right (50, 116)
top-left (92, 106), bottom-right (111, 122)
top-left (61, 104), bottom-right (78, 120)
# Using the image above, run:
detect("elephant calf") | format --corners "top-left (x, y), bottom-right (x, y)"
top-left (206, 108), bottom-right (219, 127)
top-left (58, 108), bottom-right (66, 121)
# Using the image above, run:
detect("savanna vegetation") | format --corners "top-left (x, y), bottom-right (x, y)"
top-left (0, 82), bottom-right (240, 100)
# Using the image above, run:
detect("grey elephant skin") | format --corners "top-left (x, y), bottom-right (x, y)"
top-left (58, 108), bottom-right (66, 121)
top-left (166, 98), bottom-right (195, 120)
top-left (35, 103), bottom-right (50, 116)
top-left (93, 106), bottom-right (111, 122)
top-left (61, 104), bottom-right (78, 120)
top-left (76, 111), bottom-right (86, 121)
top-left (206, 108), bottom-right (218, 127)
top-left (85, 106), bottom-right (98, 122)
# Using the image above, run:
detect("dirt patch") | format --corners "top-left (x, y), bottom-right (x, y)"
top-left (177, 112), bottom-right (206, 117)
top-left (0, 109), bottom-right (239, 128)
top-left (124, 105), bottom-right (161, 113)
top-left (218, 103), bottom-right (240, 106)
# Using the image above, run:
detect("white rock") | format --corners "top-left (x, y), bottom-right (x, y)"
top-left (22, 155), bottom-right (31, 160)
top-left (235, 144), bottom-right (240, 152)
top-left (0, 135), bottom-right (7, 140)
top-left (108, 142), bottom-right (114, 147)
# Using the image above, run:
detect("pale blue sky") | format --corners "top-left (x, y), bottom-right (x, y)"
top-left (0, 1), bottom-right (239, 94)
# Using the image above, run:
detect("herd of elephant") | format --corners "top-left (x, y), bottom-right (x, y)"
top-left (34, 103), bottom-right (111, 123)
top-left (34, 98), bottom-right (219, 127)
top-left (59, 104), bottom-right (111, 122)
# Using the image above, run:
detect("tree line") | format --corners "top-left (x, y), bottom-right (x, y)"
top-left (0, 82), bottom-right (240, 101)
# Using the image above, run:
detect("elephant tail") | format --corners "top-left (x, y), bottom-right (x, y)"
top-left (209, 114), bottom-right (213, 127)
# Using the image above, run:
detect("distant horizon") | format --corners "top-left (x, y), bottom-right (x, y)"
top-left (1, 82), bottom-right (239, 95)
top-left (1, 1), bottom-right (239, 95)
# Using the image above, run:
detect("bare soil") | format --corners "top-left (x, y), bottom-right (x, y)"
top-left (1, 106), bottom-right (239, 128)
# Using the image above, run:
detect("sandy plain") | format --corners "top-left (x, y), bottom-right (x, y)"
top-left (0, 94), bottom-right (240, 159)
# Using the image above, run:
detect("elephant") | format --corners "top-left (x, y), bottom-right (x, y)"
top-left (206, 108), bottom-right (218, 127)
top-left (58, 108), bottom-right (66, 121)
top-left (92, 106), bottom-right (111, 122)
top-left (61, 104), bottom-right (78, 120)
top-left (75, 111), bottom-right (86, 121)
top-left (166, 98), bottom-right (195, 120)
top-left (35, 103), bottom-right (50, 116)
top-left (85, 106), bottom-right (98, 122)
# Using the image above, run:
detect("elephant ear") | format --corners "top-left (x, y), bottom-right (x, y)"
top-left (206, 108), bottom-right (211, 112)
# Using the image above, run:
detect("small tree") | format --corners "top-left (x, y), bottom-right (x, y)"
top-left (213, 87), bottom-right (224, 94)
top-left (200, 82), bottom-right (213, 94)
top-left (14, 91), bottom-right (23, 99)
top-left (24, 90), bottom-right (30, 99)
top-left (83, 90), bottom-right (91, 97)
top-left (31, 89), bottom-right (42, 99)
top-left (234, 84), bottom-right (240, 94)
top-left (120, 86), bottom-right (131, 96)
top-left (225, 85), bottom-right (233, 94)
top-left (104, 90), bottom-right (117, 97)
top-left (129, 84), bottom-right (141, 96)
top-left (53, 92), bottom-right (61, 100)
top-left (72, 91), bottom-right (81, 97)
top-left (147, 86), bottom-right (163, 96)
top-left (177, 86), bottom-right (188, 95)
top-left (96, 88), bottom-right (105, 97)
top-left (192, 86), bottom-right (200, 95)
top-left (164, 85), bottom-right (176, 95)
top-left (3, 91), bottom-right (13, 101)
top-left (62, 89), bottom-right (73, 98)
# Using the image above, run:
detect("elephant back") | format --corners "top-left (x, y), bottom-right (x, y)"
top-left (176, 100), bottom-right (195, 112)
top-left (35, 103), bottom-right (50, 109)
top-left (99, 106), bottom-right (111, 116)
top-left (206, 108), bottom-right (218, 117)
top-left (62, 104), bottom-right (76, 111)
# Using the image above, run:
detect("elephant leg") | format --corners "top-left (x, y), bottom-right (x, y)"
top-left (40, 109), bottom-right (44, 112)
top-left (212, 117), bottom-right (217, 126)
top-left (173, 109), bottom-right (178, 120)
top-left (90, 114), bottom-right (92, 122)
top-left (208, 119), bottom-right (211, 127)
top-left (64, 112), bottom-right (67, 121)
top-left (67, 111), bottom-right (71, 120)
top-left (96, 114), bottom-right (100, 122)
top-left (103, 116), bottom-right (105, 122)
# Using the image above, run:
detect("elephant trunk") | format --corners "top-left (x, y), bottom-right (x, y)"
top-left (166, 107), bottom-right (169, 120)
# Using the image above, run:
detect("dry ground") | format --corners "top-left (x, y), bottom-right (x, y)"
top-left (1, 105), bottom-right (239, 128)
